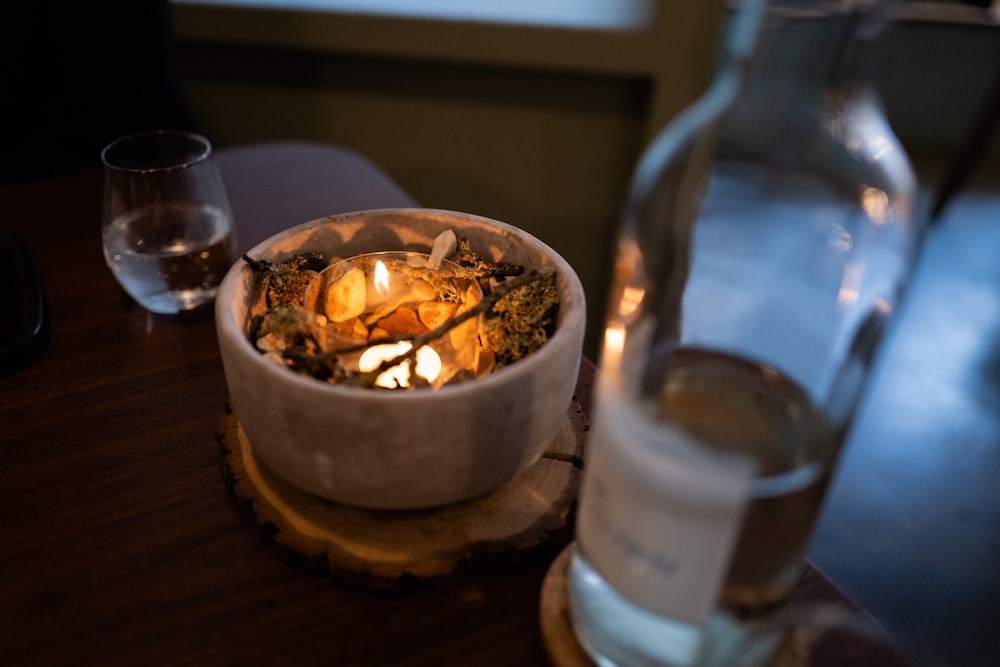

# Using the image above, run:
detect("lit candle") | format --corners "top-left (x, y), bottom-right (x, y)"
top-left (359, 341), bottom-right (442, 388)
top-left (315, 249), bottom-right (483, 389)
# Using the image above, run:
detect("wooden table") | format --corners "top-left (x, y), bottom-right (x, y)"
top-left (0, 141), bottom-right (955, 666)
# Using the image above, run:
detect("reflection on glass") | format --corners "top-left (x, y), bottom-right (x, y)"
top-left (862, 186), bottom-right (891, 224)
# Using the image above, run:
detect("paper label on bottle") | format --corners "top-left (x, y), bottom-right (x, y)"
top-left (576, 389), bottom-right (754, 623)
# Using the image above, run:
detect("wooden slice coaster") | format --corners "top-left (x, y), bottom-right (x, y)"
top-left (540, 545), bottom-right (807, 667)
top-left (217, 401), bottom-right (587, 591)
top-left (540, 544), bottom-right (911, 667)
top-left (539, 545), bottom-right (596, 667)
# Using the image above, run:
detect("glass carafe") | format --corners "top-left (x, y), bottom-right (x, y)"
top-left (568, 1), bottom-right (920, 666)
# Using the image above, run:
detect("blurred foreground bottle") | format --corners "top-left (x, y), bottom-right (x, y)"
top-left (568, 1), bottom-right (920, 666)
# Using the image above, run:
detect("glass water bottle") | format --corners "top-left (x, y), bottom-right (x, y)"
top-left (568, 1), bottom-right (920, 666)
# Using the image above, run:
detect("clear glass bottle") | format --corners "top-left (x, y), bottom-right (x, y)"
top-left (568, 1), bottom-right (919, 666)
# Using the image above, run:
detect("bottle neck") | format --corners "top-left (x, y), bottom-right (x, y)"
top-left (622, 0), bottom-right (908, 235)
top-left (727, 0), bottom-right (896, 113)
top-left (712, 0), bottom-right (911, 194)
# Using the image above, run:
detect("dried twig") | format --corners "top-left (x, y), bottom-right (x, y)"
top-left (345, 269), bottom-right (554, 386)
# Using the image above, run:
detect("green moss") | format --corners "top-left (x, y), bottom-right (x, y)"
top-left (483, 270), bottom-right (559, 366)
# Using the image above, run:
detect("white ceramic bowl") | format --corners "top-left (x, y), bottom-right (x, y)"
top-left (215, 208), bottom-right (586, 509)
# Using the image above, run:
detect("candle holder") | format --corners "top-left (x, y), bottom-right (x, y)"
top-left (215, 209), bottom-right (586, 510)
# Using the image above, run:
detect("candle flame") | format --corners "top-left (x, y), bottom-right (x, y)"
top-left (359, 341), bottom-right (442, 388)
top-left (602, 322), bottom-right (626, 371)
top-left (374, 260), bottom-right (390, 297)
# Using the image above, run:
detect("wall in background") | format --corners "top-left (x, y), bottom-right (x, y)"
top-left (171, 1), bottom-right (999, 356)
top-left (171, 1), bottom-right (723, 356)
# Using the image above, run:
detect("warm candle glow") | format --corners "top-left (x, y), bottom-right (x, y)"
top-left (314, 250), bottom-right (485, 389)
top-left (602, 322), bottom-right (626, 371)
top-left (359, 341), bottom-right (442, 388)
top-left (374, 260), bottom-right (390, 297)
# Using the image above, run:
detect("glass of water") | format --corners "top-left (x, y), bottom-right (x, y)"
top-left (101, 130), bottom-right (236, 314)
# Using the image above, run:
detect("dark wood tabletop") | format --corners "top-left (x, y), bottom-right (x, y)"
top-left (2, 141), bottom-right (993, 666)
